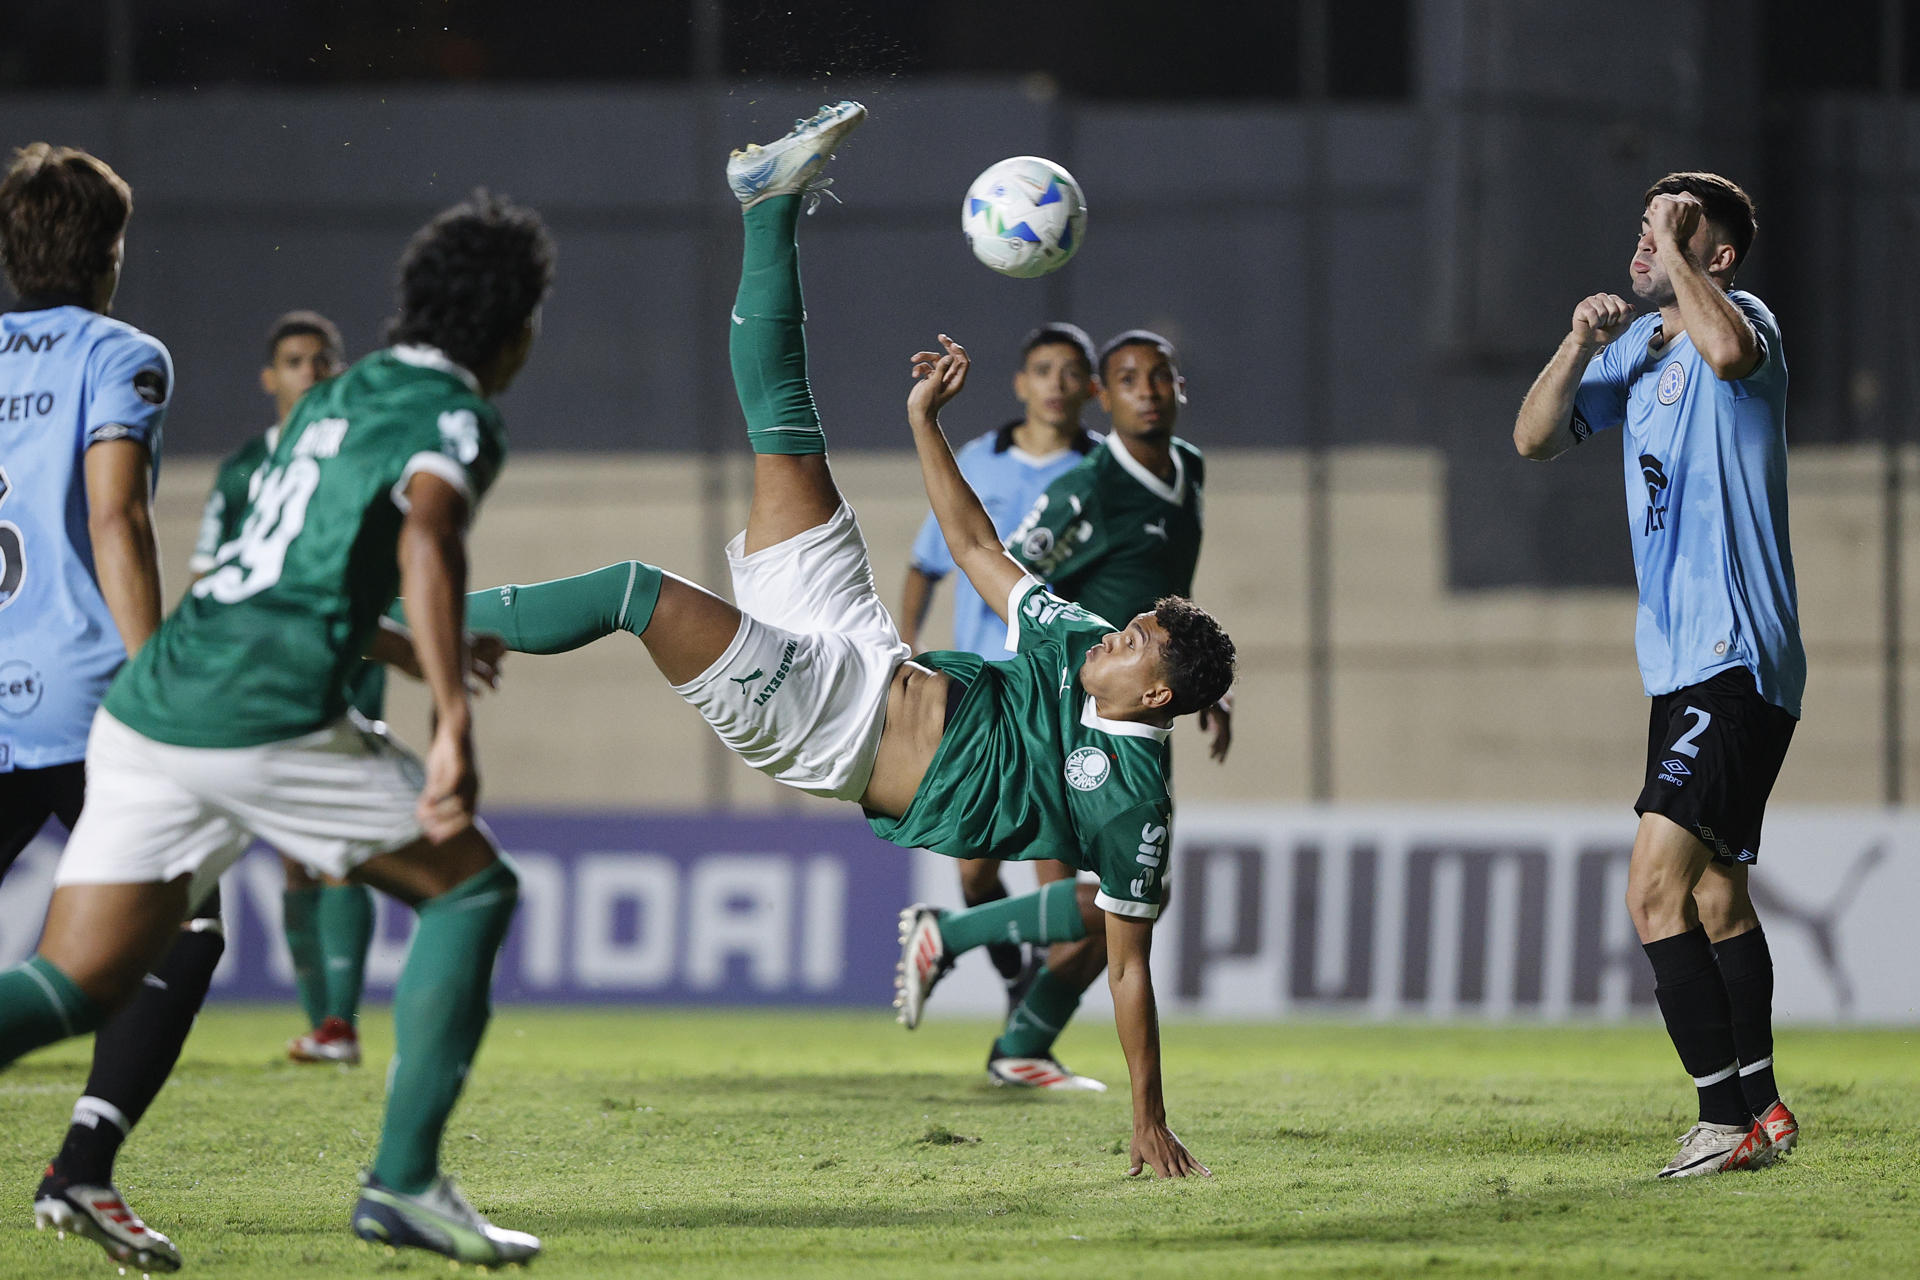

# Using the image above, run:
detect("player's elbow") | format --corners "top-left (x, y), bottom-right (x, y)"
top-left (1702, 342), bottom-right (1760, 382)
top-left (1513, 425), bottom-right (1557, 462)
top-left (87, 498), bottom-right (153, 552)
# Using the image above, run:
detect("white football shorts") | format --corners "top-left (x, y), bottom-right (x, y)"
top-left (674, 503), bottom-right (911, 801)
top-left (57, 707), bottom-right (430, 906)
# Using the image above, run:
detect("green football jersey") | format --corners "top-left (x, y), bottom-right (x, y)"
top-left (108, 346), bottom-right (503, 747)
top-left (867, 580), bottom-right (1174, 920)
top-left (1006, 432), bottom-right (1205, 627)
top-left (190, 427), bottom-right (391, 724)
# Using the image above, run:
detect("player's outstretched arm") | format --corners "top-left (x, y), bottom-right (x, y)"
top-left (1107, 912), bottom-right (1210, 1179)
top-left (1514, 294), bottom-right (1634, 461)
top-left (83, 438), bottom-right (164, 656)
top-left (397, 472), bottom-right (479, 843)
top-left (907, 335), bottom-right (1027, 620)
top-left (1645, 193), bottom-right (1761, 380)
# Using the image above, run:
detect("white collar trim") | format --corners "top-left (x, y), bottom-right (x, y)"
top-left (390, 344), bottom-right (481, 395)
top-left (264, 424), bottom-right (281, 452)
top-left (1008, 443), bottom-right (1078, 467)
top-left (1104, 430), bottom-right (1184, 504)
top-left (1080, 695), bottom-right (1172, 742)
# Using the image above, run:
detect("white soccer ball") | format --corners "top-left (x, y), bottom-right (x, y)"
top-left (962, 156), bottom-right (1087, 279)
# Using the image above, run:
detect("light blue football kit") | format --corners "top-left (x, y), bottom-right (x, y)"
top-left (909, 423), bottom-right (1095, 658)
top-left (1572, 290), bottom-right (1804, 717)
top-left (0, 305), bottom-right (172, 770)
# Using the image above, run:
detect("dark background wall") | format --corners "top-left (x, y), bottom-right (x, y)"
top-left (5, 0), bottom-right (1919, 591)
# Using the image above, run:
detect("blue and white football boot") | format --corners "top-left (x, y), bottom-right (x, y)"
top-left (351, 1171), bottom-right (540, 1266)
top-left (727, 100), bottom-right (866, 209)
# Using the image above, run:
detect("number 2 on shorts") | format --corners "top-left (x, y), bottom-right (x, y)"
top-left (1670, 706), bottom-right (1711, 758)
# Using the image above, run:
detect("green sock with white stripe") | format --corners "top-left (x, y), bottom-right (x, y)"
top-left (938, 880), bottom-right (1086, 956)
top-left (0, 955), bottom-right (104, 1064)
top-left (732, 193), bottom-right (826, 455)
top-left (995, 967), bottom-right (1082, 1059)
top-left (459, 561), bottom-right (664, 652)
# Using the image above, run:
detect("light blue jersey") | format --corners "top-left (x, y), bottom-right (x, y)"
top-left (1572, 290), bottom-right (1803, 716)
top-left (0, 305), bottom-right (171, 769)
top-left (910, 422), bottom-right (1096, 659)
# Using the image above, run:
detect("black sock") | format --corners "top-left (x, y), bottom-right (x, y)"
top-left (1643, 927), bottom-right (1748, 1126)
top-left (1713, 926), bottom-right (1779, 1115)
top-left (962, 878), bottom-right (1024, 982)
top-left (51, 925), bottom-right (225, 1185)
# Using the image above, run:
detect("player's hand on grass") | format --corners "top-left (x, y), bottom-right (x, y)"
top-left (467, 632), bottom-right (507, 693)
top-left (1571, 293), bottom-right (1634, 349)
top-left (1645, 191), bottom-right (1704, 252)
top-left (1197, 700), bottom-right (1232, 763)
top-left (418, 719), bottom-right (479, 843)
top-left (1129, 1121), bottom-right (1211, 1179)
top-left (908, 334), bottom-right (971, 426)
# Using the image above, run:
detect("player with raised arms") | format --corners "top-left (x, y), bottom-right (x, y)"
top-left (1514, 172), bottom-right (1801, 1178)
top-left (422, 101), bottom-right (1234, 1178)
top-left (0, 189), bottom-right (553, 1265)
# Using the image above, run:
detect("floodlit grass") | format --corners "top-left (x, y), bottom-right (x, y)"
top-left (1, 1009), bottom-right (1914, 1277)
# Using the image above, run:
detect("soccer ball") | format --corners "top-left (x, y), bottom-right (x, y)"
top-left (962, 156), bottom-right (1087, 279)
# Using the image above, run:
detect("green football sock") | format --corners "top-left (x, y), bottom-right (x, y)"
top-left (371, 860), bottom-right (519, 1195)
top-left (731, 193), bottom-right (825, 455)
top-left (0, 955), bottom-right (104, 1065)
top-left (939, 880), bottom-right (1086, 956)
top-left (460, 561), bottom-right (663, 652)
top-left (282, 885), bottom-right (327, 1029)
top-left (996, 967), bottom-right (1083, 1059)
top-left (318, 883), bottom-right (374, 1026)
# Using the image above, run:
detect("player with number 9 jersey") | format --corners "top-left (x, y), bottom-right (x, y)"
top-left (106, 347), bottom-right (503, 748)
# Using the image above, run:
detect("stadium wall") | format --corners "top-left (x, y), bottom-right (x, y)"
top-left (146, 444), bottom-right (1920, 809)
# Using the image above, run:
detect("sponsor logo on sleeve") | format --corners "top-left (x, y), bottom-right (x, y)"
top-left (133, 367), bottom-right (168, 405)
top-left (1128, 819), bottom-right (1168, 900)
top-left (438, 409), bottom-right (481, 464)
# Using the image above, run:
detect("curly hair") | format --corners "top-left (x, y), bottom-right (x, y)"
top-left (0, 144), bottom-right (132, 301)
top-left (1153, 596), bottom-right (1235, 716)
top-left (387, 189), bottom-right (555, 375)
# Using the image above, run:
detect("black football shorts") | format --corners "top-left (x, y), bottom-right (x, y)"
top-left (1635, 666), bottom-right (1797, 866)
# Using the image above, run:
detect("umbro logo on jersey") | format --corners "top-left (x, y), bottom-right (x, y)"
top-left (1142, 519), bottom-right (1169, 542)
top-left (1640, 453), bottom-right (1669, 535)
top-left (1659, 758), bottom-right (1690, 785)
top-left (730, 668), bottom-right (765, 694)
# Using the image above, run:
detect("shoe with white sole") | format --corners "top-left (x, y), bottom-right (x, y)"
top-left (893, 904), bottom-right (952, 1030)
top-left (33, 1169), bottom-right (182, 1273)
top-left (727, 100), bottom-right (866, 208)
top-left (288, 1015), bottom-right (362, 1066)
top-left (1656, 1120), bottom-right (1752, 1178)
top-left (987, 1049), bottom-right (1107, 1092)
top-left (350, 1171), bottom-right (541, 1266)
top-left (1757, 1098), bottom-right (1799, 1157)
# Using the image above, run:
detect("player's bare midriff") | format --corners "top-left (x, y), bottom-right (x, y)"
top-left (858, 661), bottom-right (953, 818)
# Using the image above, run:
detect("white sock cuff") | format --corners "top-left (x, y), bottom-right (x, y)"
top-left (72, 1095), bottom-right (131, 1135)
top-left (1691, 1061), bottom-right (1741, 1088)
top-left (1738, 1055), bottom-right (1775, 1077)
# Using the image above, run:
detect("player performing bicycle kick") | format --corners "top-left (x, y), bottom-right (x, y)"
top-left (420, 101), bottom-right (1236, 1177)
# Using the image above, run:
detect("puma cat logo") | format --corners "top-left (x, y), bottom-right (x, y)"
top-left (730, 668), bottom-right (764, 694)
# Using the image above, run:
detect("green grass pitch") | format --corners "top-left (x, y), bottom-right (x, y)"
top-left (1, 1009), bottom-right (1914, 1278)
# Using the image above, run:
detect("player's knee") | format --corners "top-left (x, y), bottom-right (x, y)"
top-left (1624, 874), bottom-right (1691, 940)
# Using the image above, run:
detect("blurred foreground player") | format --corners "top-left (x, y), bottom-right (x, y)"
top-left (0, 190), bottom-right (553, 1265)
top-left (188, 310), bottom-right (380, 1066)
top-left (0, 142), bottom-right (222, 1274)
top-left (897, 323), bottom-right (1098, 1011)
top-left (437, 102), bottom-right (1234, 1177)
top-left (1513, 172), bottom-right (1801, 1177)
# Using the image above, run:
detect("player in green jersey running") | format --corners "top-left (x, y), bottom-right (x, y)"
top-left (421, 102), bottom-right (1234, 1177)
top-left (190, 310), bottom-right (384, 1066)
top-left (0, 192), bottom-right (553, 1265)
